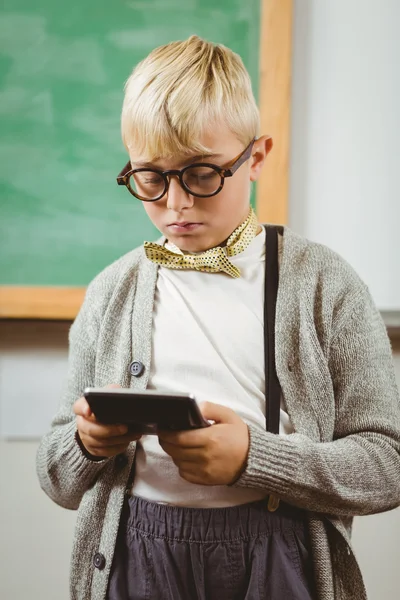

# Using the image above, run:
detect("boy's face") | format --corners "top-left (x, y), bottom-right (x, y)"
top-left (128, 125), bottom-right (272, 253)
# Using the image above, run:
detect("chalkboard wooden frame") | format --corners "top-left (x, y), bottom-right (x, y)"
top-left (0, 286), bottom-right (85, 320)
top-left (256, 0), bottom-right (292, 226)
top-left (1, 0), bottom-right (291, 320)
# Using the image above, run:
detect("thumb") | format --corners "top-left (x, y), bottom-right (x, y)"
top-left (76, 384), bottom-right (121, 420)
top-left (73, 396), bottom-right (92, 418)
top-left (199, 401), bottom-right (238, 424)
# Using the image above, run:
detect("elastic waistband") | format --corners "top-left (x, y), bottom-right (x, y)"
top-left (126, 495), bottom-right (307, 543)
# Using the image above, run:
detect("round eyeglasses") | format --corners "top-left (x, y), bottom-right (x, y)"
top-left (116, 138), bottom-right (255, 202)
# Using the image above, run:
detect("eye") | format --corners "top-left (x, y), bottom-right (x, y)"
top-left (197, 173), bottom-right (216, 180)
top-left (133, 172), bottom-right (163, 185)
top-left (185, 167), bottom-right (219, 179)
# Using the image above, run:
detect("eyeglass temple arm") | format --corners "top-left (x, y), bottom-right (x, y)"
top-left (117, 161), bottom-right (132, 185)
top-left (223, 138), bottom-right (256, 177)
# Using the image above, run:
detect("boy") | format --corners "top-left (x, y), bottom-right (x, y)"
top-left (37, 36), bottom-right (400, 599)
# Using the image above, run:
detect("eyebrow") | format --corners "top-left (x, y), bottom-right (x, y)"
top-left (133, 153), bottom-right (224, 169)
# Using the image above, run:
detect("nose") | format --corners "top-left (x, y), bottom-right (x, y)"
top-left (166, 176), bottom-right (194, 212)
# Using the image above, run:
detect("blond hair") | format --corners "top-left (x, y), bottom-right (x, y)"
top-left (121, 35), bottom-right (259, 160)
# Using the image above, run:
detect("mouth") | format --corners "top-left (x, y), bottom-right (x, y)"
top-left (167, 222), bottom-right (203, 232)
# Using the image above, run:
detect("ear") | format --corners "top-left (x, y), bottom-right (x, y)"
top-left (249, 135), bottom-right (273, 182)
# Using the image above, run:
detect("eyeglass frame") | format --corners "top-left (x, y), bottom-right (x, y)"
top-left (116, 137), bottom-right (256, 201)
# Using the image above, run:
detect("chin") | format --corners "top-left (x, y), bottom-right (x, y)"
top-left (170, 234), bottom-right (214, 253)
top-left (174, 239), bottom-right (207, 253)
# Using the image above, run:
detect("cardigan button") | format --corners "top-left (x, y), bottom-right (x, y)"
top-left (129, 360), bottom-right (145, 377)
top-left (288, 362), bottom-right (294, 372)
top-left (93, 552), bottom-right (106, 570)
top-left (115, 453), bottom-right (128, 468)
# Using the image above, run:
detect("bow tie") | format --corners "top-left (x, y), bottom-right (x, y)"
top-left (143, 208), bottom-right (259, 278)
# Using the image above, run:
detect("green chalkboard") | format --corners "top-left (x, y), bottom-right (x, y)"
top-left (0, 0), bottom-right (260, 285)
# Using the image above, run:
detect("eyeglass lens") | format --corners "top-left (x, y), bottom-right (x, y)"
top-left (130, 166), bottom-right (222, 200)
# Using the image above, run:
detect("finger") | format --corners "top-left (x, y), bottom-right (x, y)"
top-left (80, 428), bottom-right (142, 447)
top-left (157, 428), bottom-right (209, 448)
top-left (85, 443), bottom-right (132, 458)
top-left (73, 396), bottom-right (92, 418)
top-left (76, 415), bottom-right (129, 439)
top-left (199, 401), bottom-right (238, 424)
top-left (80, 432), bottom-right (142, 449)
top-left (159, 439), bottom-right (204, 461)
top-left (177, 462), bottom-right (209, 485)
top-left (73, 384), bottom-right (121, 419)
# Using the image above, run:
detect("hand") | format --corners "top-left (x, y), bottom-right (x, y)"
top-left (158, 401), bottom-right (249, 486)
top-left (73, 384), bottom-right (142, 459)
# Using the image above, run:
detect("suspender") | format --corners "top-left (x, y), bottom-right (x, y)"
top-left (264, 224), bottom-right (284, 511)
top-left (264, 225), bottom-right (283, 435)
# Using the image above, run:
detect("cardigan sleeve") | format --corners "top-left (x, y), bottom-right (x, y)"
top-left (36, 281), bottom-right (111, 510)
top-left (234, 286), bottom-right (400, 517)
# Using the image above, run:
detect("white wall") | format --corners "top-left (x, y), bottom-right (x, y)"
top-left (0, 322), bottom-right (74, 600)
top-left (287, 2), bottom-right (400, 596)
top-left (0, 321), bottom-right (399, 600)
top-left (289, 0), bottom-right (400, 310)
top-left (0, 438), bottom-right (76, 600)
top-left (0, 321), bottom-right (71, 437)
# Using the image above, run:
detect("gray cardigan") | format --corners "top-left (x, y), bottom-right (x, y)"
top-left (37, 226), bottom-right (400, 600)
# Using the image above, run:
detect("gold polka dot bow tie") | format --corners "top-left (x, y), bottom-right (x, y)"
top-left (144, 208), bottom-right (259, 278)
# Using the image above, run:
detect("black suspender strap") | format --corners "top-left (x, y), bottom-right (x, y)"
top-left (264, 225), bottom-right (283, 435)
top-left (264, 225), bottom-right (283, 513)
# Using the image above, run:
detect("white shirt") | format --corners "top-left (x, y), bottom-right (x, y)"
top-left (131, 226), bottom-right (294, 507)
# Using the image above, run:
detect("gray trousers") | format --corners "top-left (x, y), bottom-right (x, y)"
top-left (107, 495), bottom-right (315, 600)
